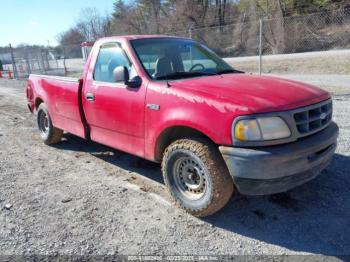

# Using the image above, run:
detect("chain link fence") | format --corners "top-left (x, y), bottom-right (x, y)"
top-left (263, 9), bottom-right (350, 55)
top-left (188, 8), bottom-right (350, 75)
top-left (0, 44), bottom-right (84, 79)
top-left (0, 8), bottom-right (349, 79)
top-left (181, 8), bottom-right (350, 56)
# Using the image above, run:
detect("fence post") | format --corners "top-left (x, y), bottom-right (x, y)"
top-left (188, 24), bottom-right (194, 39)
top-left (258, 18), bottom-right (263, 75)
top-left (63, 46), bottom-right (68, 76)
top-left (9, 44), bottom-right (18, 79)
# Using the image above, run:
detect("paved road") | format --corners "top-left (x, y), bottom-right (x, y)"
top-left (270, 74), bottom-right (350, 90)
top-left (0, 79), bottom-right (349, 259)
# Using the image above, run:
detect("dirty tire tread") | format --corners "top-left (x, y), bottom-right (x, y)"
top-left (49, 127), bottom-right (64, 145)
top-left (162, 138), bottom-right (234, 217)
top-left (37, 103), bottom-right (63, 145)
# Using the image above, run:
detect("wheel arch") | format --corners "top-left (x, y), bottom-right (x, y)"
top-left (35, 97), bottom-right (44, 110)
top-left (154, 125), bottom-right (215, 162)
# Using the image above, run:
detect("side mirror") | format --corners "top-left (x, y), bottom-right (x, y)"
top-left (112, 66), bottom-right (142, 88)
top-left (126, 76), bottom-right (142, 88)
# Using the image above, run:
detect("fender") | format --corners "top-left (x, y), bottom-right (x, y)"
top-left (27, 77), bottom-right (49, 113)
top-left (145, 106), bottom-right (227, 161)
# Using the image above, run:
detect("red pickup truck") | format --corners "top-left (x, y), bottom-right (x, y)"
top-left (26, 35), bottom-right (338, 217)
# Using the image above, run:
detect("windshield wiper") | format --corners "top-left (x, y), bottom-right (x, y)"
top-left (217, 69), bottom-right (244, 74)
top-left (155, 71), bottom-right (217, 80)
top-left (155, 71), bottom-right (218, 80)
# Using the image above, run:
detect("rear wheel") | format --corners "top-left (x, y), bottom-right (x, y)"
top-left (162, 138), bottom-right (234, 217)
top-left (37, 103), bottom-right (63, 145)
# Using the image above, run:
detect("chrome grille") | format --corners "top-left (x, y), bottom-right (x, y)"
top-left (294, 100), bottom-right (332, 135)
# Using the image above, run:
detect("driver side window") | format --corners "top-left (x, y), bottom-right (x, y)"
top-left (94, 45), bottom-right (131, 83)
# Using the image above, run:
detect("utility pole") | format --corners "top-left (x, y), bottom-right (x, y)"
top-left (258, 18), bottom-right (263, 75)
top-left (188, 23), bottom-right (195, 67)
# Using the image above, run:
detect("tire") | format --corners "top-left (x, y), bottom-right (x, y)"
top-left (36, 103), bottom-right (63, 145)
top-left (162, 138), bottom-right (234, 217)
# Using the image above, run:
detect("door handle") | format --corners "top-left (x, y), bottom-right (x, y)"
top-left (86, 93), bottom-right (95, 102)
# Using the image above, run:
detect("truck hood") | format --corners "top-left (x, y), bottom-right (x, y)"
top-left (170, 74), bottom-right (330, 114)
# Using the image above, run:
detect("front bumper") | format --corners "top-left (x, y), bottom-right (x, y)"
top-left (219, 122), bottom-right (339, 195)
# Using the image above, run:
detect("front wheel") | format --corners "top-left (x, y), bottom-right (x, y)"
top-left (162, 138), bottom-right (234, 217)
top-left (36, 103), bottom-right (63, 145)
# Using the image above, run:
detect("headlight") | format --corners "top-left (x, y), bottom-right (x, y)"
top-left (234, 117), bottom-right (291, 141)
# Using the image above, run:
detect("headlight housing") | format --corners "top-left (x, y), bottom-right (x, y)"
top-left (234, 117), bottom-right (291, 141)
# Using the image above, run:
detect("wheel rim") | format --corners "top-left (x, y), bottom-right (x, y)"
top-left (38, 110), bottom-right (49, 136)
top-left (173, 156), bottom-right (208, 200)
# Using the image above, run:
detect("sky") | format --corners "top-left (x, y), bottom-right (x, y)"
top-left (0, 0), bottom-right (116, 47)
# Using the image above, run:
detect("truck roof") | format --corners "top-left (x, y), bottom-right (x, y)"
top-left (98, 34), bottom-right (188, 42)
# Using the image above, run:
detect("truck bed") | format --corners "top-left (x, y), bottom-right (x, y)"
top-left (27, 74), bottom-right (86, 139)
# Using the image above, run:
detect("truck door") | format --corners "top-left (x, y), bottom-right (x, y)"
top-left (82, 43), bottom-right (146, 157)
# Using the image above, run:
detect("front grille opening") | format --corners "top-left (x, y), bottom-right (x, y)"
top-left (321, 104), bottom-right (330, 112)
top-left (309, 108), bottom-right (321, 119)
top-left (294, 111), bottom-right (308, 122)
top-left (298, 123), bottom-right (309, 133)
top-left (309, 119), bottom-right (321, 131)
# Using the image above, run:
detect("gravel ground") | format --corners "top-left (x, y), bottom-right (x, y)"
top-left (0, 78), bottom-right (349, 259)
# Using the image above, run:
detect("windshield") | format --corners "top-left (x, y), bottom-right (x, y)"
top-left (131, 38), bottom-right (238, 80)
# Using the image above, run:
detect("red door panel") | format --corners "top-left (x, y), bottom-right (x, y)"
top-left (82, 42), bottom-right (147, 157)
